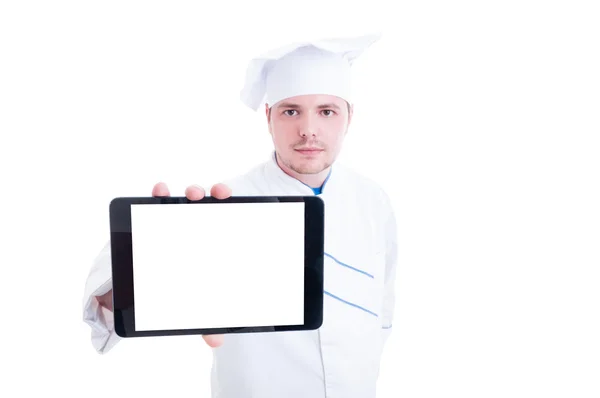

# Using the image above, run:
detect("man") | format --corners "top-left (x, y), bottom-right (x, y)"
top-left (83, 33), bottom-right (398, 398)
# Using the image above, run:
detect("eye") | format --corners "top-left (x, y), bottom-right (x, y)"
top-left (283, 109), bottom-right (298, 116)
top-left (321, 109), bottom-right (335, 117)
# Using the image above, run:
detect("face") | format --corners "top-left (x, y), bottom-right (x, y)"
top-left (266, 94), bottom-right (353, 177)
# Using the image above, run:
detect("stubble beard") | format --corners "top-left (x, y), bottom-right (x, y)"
top-left (290, 159), bottom-right (331, 175)
top-left (280, 151), bottom-right (332, 176)
top-left (285, 152), bottom-right (331, 175)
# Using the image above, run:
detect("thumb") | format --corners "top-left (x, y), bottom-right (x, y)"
top-left (202, 334), bottom-right (224, 348)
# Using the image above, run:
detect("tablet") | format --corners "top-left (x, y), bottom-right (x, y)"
top-left (109, 195), bottom-right (324, 338)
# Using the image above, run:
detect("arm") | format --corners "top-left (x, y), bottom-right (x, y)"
top-left (381, 201), bottom-right (398, 347)
top-left (82, 240), bottom-right (121, 354)
top-left (81, 182), bottom-right (232, 352)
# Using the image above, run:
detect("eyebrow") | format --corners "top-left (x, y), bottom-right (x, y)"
top-left (317, 103), bottom-right (341, 110)
top-left (276, 102), bottom-right (341, 110)
top-left (275, 102), bottom-right (301, 109)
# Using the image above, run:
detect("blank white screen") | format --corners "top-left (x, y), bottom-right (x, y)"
top-left (130, 201), bottom-right (305, 331)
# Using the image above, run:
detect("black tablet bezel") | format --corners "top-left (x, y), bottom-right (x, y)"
top-left (109, 195), bottom-right (324, 338)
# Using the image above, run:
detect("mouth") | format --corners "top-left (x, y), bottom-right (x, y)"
top-left (295, 148), bottom-right (324, 155)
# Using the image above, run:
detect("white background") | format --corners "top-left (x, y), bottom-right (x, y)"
top-left (1, 1), bottom-right (599, 397)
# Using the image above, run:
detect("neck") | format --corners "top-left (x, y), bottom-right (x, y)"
top-left (275, 152), bottom-right (331, 188)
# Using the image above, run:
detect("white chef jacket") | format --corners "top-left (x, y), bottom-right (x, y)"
top-left (82, 152), bottom-right (398, 398)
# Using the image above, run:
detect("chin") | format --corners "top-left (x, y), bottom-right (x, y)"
top-left (291, 161), bottom-right (329, 175)
top-left (278, 150), bottom-right (331, 175)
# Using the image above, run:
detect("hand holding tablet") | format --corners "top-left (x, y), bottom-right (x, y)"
top-left (108, 182), bottom-right (325, 347)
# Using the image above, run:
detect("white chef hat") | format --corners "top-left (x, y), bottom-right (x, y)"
top-left (240, 33), bottom-right (381, 111)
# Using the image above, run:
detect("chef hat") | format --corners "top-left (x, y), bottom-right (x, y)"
top-left (240, 33), bottom-right (381, 111)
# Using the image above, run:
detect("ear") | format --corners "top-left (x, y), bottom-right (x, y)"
top-left (266, 104), bottom-right (272, 135)
top-left (347, 102), bottom-right (354, 126)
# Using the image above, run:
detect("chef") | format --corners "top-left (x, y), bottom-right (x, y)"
top-left (83, 33), bottom-right (398, 398)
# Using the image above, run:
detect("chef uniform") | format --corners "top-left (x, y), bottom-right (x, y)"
top-left (83, 33), bottom-right (398, 398)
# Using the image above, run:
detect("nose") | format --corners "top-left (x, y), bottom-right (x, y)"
top-left (298, 113), bottom-right (318, 137)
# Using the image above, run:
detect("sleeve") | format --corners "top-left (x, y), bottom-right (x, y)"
top-left (381, 197), bottom-right (398, 347)
top-left (82, 240), bottom-right (122, 354)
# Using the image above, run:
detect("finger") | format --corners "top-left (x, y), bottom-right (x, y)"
top-left (185, 184), bottom-right (206, 201)
top-left (210, 183), bottom-right (233, 199)
top-left (152, 182), bottom-right (170, 197)
top-left (202, 334), bottom-right (224, 348)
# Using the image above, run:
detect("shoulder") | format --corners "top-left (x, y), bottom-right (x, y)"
top-left (221, 160), bottom-right (270, 196)
top-left (334, 162), bottom-right (394, 211)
